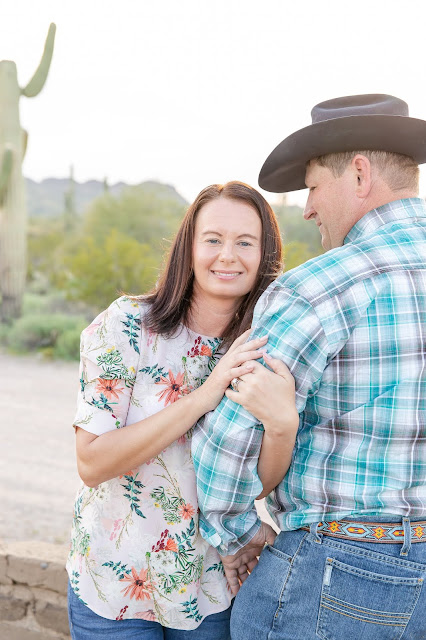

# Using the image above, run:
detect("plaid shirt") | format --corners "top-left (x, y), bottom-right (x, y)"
top-left (192, 198), bottom-right (426, 555)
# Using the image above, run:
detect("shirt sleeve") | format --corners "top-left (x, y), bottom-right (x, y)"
top-left (73, 297), bottom-right (142, 436)
top-left (192, 282), bottom-right (330, 555)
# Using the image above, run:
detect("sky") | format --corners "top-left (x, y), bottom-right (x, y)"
top-left (2, 0), bottom-right (426, 207)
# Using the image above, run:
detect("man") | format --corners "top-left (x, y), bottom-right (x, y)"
top-left (192, 94), bottom-right (426, 639)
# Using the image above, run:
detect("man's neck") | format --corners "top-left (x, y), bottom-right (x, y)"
top-left (360, 189), bottom-right (418, 218)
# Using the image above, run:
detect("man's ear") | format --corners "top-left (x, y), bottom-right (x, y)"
top-left (352, 154), bottom-right (372, 198)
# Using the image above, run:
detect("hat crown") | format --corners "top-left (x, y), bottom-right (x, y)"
top-left (311, 94), bottom-right (409, 124)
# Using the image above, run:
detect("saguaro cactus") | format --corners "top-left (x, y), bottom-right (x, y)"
top-left (0, 23), bottom-right (56, 322)
top-left (64, 164), bottom-right (76, 231)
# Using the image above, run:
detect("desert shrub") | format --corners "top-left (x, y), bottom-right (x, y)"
top-left (53, 327), bottom-right (82, 361)
top-left (4, 314), bottom-right (86, 354)
top-left (22, 291), bottom-right (93, 318)
top-left (63, 230), bottom-right (158, 310)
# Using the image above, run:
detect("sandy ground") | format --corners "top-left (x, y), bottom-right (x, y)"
top-left (1, 352), bottom-right (275, 545)
top-left (1, 352), bottom-right (81, 544)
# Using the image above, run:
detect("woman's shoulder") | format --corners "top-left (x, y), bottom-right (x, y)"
top-left (81, 295), bottom-right (149, 359)
top-left (88, 295), bottom-right (150, 327)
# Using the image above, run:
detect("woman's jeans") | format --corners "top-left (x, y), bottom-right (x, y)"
top-left (68, 582), bottom-right (232, 640)
top-left (231, 516), bottom-right (426, 640)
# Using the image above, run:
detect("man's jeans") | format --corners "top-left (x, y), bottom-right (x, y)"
top-left (231, 517), bottom-right (426, 639)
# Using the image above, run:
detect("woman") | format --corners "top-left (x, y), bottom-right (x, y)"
top-left (67, 181), bottom-right (299, 639)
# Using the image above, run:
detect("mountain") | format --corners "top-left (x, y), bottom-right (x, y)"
top-left (25, 177), bottom-right (188, 217)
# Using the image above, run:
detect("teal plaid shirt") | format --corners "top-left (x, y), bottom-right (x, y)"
top-left (192, 198), bottom-right (426, 555)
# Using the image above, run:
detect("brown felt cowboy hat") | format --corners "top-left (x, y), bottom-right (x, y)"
top-left (258, 94), bottom-right (426, 193)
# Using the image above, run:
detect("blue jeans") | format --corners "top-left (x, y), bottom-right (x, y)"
top-left (231, 517), bottom-right (426, 639)
top-left (68, 582), bottom-right (232, 639)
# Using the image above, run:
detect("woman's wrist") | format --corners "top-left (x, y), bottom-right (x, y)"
top-left (262, 410), bottom-right (299, 438)
top-left (188, 384), bottom-right (217, 415)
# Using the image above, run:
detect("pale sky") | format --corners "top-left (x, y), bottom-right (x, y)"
top-left (2, 0), bottom-right (426, 207)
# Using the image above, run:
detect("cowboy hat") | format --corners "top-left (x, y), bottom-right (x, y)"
top-left (258, 94), bottom-right (426, 193)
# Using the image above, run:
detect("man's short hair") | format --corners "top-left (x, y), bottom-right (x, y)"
top-left (313, 150), bottom-right (419, 192)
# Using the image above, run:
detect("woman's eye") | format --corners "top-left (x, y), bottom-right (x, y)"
top-left (238, 241), bottom-right (252, 247)
top-left (206, 238), bottom-right (220, 244)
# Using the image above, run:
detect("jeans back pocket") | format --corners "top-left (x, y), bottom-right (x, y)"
top-left (316, 557), bottom-right (423, 640)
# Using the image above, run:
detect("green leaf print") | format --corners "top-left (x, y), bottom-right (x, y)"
top-left (139, 363), bottom-right (166, 383)
top-left (102, 560), bottom-right (132, 580)
top-left (154, 518), bottom-right (203, 594)
top-left (121, 473), bottom-right (146, 519)
top-left (96, 350), bottom-right (135, 385)
top-left (150, 486), bottom-right (182, 524)
top-left (180, 595), bottom-right (203, 622)
top-left (175, 518), bottom-right (196, 549)
top-left (70, 571), bottom-right (88, 605)
top-left (88, 393), bottom-right (115, 412)
top-left (206, 562), bottom-right (225, 576)
top-left (121, 313), bottom-right (141, 354)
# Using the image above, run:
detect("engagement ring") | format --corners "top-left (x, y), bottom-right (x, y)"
top-left (231, 377), bottom-right (241, 392)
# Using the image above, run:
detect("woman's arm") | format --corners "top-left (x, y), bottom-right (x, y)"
top-left (224, 353), bottom-right (299, 499)
top-left (76, 331), bottom-right (268, 487)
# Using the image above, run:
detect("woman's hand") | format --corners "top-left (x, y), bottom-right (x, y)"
top-left (225, 353), bottom-right (298, 435)
top-left (224, 353), bottom-right (299, 498)
top-left (196, 330), bottom-right (268, 413)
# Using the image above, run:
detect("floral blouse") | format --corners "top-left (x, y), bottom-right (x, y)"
top-left (67, 296), bottom-right (231, 629)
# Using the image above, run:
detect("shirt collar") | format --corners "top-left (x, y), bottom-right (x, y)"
top-left (343, 197), bottom-right (426, 245)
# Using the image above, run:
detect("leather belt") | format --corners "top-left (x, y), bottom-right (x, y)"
top-left (301, 519), bottom-right (426, 543)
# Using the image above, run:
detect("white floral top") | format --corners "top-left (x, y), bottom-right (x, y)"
top-left (66, 296), bottom-right (231, 629)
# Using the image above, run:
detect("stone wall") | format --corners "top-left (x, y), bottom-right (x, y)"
top-left (0, 541), bottom-right (70, 639)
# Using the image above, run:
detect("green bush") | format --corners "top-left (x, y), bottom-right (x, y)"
top-left (22, 291), bottom-right (93, 318)
top-left (4, 313), bottom-right (86, 355)
top-left (53, 327), bottom-right (82, 361)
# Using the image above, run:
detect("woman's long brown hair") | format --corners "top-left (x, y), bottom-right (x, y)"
top-left (141, 181), bottom-right (283, 346)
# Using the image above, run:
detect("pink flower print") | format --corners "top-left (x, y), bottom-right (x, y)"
top-left (155, 370), bottom-right (189, 405)
top-left (120, 567), bottom-right (154, 601)
top-left (146, 327), bottom-right (154, 347)
top-left (109, 519), bottom-right (123, 541)
top-left (85, 320), bottom-right (102, 335)
top-left (164, 537), bottom-right (178, 552)
top-left (200, 344), bottom-right (212, 356)
top-left (119, 470), bottom-right (135, 479)
top-left (95, 378), bottom-right (123, 401)
top-left (179, 503), bottom-right (195, 520)
top-left (135, 609), bottom-right (156, 621)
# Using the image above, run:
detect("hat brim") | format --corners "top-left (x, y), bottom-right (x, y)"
top-left (258, 115), bottom-right (426, 193)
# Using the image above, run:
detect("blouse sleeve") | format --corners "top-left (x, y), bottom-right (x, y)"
top-left (73, 296), bottom-right (142, 436)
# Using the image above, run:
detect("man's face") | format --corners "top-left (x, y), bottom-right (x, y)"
top-left (304, 160), bottom-right (357, 250)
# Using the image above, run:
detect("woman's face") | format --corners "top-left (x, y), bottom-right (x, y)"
top-left (192, 196), bottom-right (262, 305)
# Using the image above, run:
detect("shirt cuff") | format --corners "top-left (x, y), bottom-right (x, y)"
top-left (73, 402), bottom-right (120, 435)
top-left (208, 517), bottom-right (262, 557)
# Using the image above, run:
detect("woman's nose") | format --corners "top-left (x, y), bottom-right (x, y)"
top-left (218, 242), bottom-right (236, 262)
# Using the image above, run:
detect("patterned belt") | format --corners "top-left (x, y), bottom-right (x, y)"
top-left (301, 519), bottom-right (426, 543)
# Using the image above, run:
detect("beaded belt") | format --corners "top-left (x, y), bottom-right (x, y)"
top-left (301, 519), bottom-right (426, 543)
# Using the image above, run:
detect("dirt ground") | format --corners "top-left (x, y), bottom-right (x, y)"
top-left (1, 352), bottom-right (81, 544)
top-left (0, 352), bottom-right (275, 545)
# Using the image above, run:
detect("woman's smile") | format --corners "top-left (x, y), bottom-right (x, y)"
top-left (211, 270), bottom-right (243, 279)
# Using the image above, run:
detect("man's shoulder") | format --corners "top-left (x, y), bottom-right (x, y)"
top-left (276, 214), bottom-right (425, 307)
top-left (273, 244), bottom-right (356, 306)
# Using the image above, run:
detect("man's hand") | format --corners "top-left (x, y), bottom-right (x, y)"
top-left (219, 521), bottom-right (277, 596)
